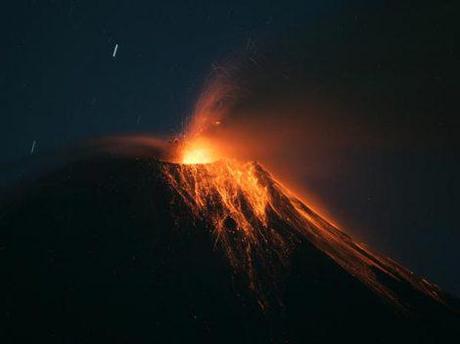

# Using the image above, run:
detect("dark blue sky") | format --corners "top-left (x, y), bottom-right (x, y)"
top-left (1, 1), bottom-right (459, 296)
top-left (2, 0), bottom-right (345, 161)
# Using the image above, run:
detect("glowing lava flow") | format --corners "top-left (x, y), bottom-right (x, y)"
top-left (162, 149), bottom-right (443, 309)
top-left (159, 59), bottom-right (446, 310)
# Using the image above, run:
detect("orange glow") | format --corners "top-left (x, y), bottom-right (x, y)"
top-left (163, 158), bottom-right (443, 309)
top-left (182, 145), bottom-right (215, 164)
top-left (182, 148), bottom-right (212, 164)
top-left (166, 159), bottom-right (270, 232)
top-left (161, 65), bottom-right (443, 310)
top-left (180, 138), bottom-right (220, 165)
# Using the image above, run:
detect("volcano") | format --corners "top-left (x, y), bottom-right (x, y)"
top-left (0, 152), bottom-right (458, 343)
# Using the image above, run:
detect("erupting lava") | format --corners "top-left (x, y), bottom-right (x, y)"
top-left (160, 70), bottom-right (445, 310)
top-left (181, 139), bottom-right (218, 165)
top-left (164, 147), bottom-right (443, 309)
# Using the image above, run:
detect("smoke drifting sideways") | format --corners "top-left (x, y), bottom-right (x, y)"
top-left (85, 136), bottom-right (173, 161)
top-left (0, 135), bottom-right (175, 190)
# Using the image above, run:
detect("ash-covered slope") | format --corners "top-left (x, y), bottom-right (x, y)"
top-left (0, 155), bottom-right (458, 343)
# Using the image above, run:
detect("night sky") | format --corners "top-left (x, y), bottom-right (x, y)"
top-left (1, 1), bottom-right (459, 296)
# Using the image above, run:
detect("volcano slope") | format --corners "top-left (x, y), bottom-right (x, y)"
top-left (0, 155), bottom-right (458, 343)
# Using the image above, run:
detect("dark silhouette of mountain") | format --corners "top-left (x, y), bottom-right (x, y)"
top-left (0, 153), bottom-right (458, 343)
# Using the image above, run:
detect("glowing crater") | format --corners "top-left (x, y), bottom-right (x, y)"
top-left (181, 140), bottom-right (218, 165)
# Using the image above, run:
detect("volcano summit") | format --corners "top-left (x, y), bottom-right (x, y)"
top-left (0, 151), bottom-right (458, 343)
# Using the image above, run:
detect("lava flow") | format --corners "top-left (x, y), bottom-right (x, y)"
top-left (157, 63), bottom-right (446, 310)
top-left (161, 138), bottom-right (443, 310)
